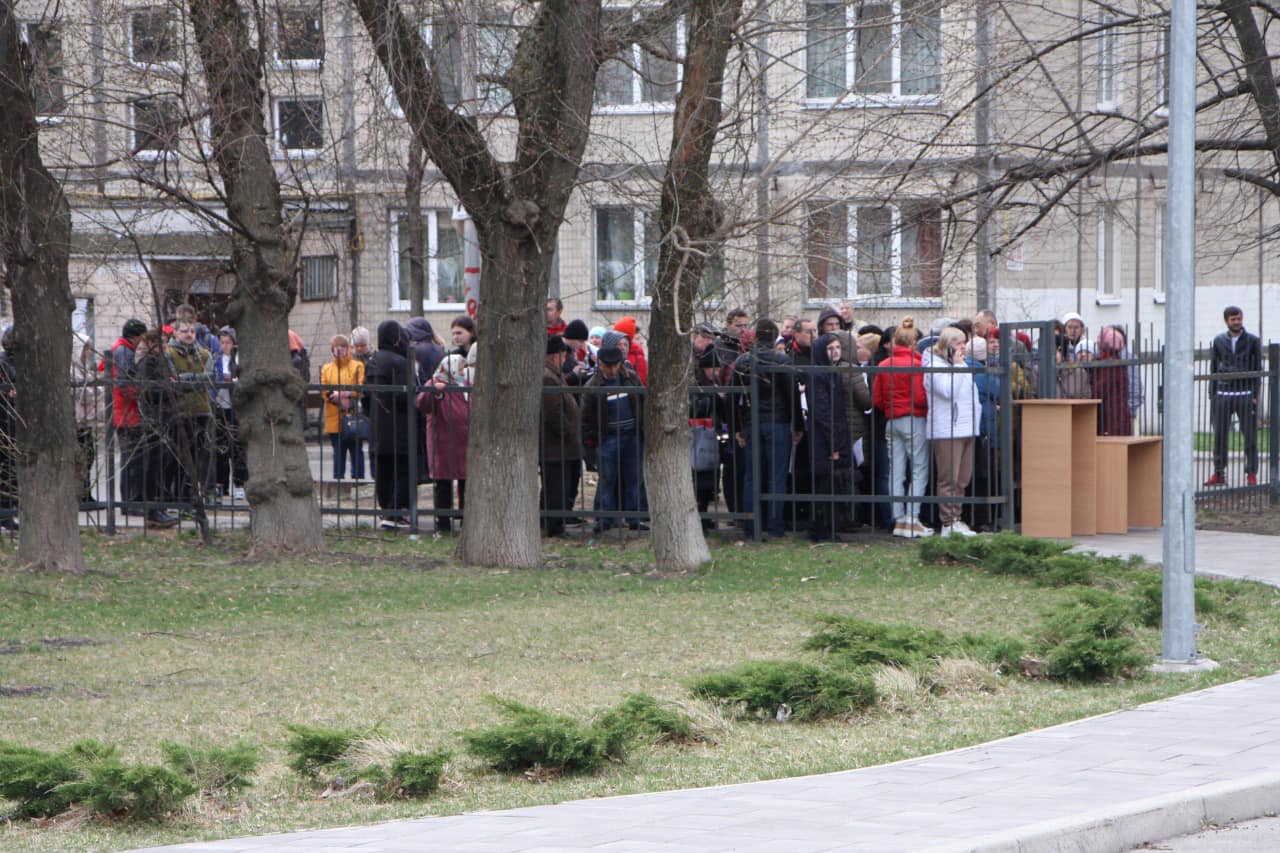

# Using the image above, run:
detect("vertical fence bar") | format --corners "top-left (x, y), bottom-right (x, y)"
top-left (750, 357), bottom-right (761, 543)
top-left (1270, 343), bottom-right (1279, 505)
top-left (998, 325), bottom-right (1015, 531)
top-left (103, 350), bottom-right (117, 535)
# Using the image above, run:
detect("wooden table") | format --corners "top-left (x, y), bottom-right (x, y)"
top-left (1095, 436), bottom-right (1164, 533)
top-left (1016, 399), bottom-right (1099, 538)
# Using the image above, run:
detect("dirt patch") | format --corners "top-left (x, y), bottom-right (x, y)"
top-left (0, 637), bottom-right (101, 655)
top-left (0, 684), bottom-right (52, 697)
top-left (1198, 505), bottom-right (1280, 536)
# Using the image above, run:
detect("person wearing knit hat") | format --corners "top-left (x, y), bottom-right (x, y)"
top-left (588, 327), bottom-right (606, 348)
top-left (561, 320), bottom-right (592, 382)
top-left (1061, 312), bottom-right (1086, 349)
top-left (582, 340), bottom-right (644, 532)
top-left (564, 319), bottom-right (589, 345)
top-left (602, 329), bottom-right (627, 354)
top-left (612, 316), bottom-right (648, 384)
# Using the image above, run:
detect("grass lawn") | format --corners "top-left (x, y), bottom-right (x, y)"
top-left (2, 529), bottom-right (1279, 852)
top-left (1193, 430), bottom-right (1272, 454)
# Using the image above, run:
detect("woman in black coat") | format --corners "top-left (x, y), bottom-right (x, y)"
top-left (807, 333), bottom-right (852, 541)
top-left (363, 320), bottom-right (415, 528)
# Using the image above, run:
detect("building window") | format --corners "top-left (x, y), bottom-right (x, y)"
top-left (427, 16), bottom-right (516, 112)
top-left (1096, 15), bottom-right (1121, 112)
top-left (299, 255), bottom-right (338, 301)
top-left (805, 201), bottom-right (942, 302)
top-left (595, 7), bottom-right (682, 109)
top-left (595, 207), bottom-right (658, 303)
top-left (1096, 204), bottom-right (1120, 302)
top-left (389, 210), bottom-right (464, 310)
top-left (24, 24), bottom-right (65, 116)
top-left (130, 8), bottom-right (178, 66)
top-left (72, 297), bottom-right (95, 355)
top-left (1152, 201), bottom-right (1166, 301)
top-left (276, 7), bottom-right (324, 67)
top-left (805, 0), bottom-right (941, 102)
top-left (275, 98), bottom-right (323, 154)
top-left (133, 97), bottom-right (183, 159)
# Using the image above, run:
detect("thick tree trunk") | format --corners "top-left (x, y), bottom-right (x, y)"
top-left (645, 0), bottom-right (740, 570)
top-left (0, 2), bottom-right (85, 572)
top-left (189, 0), bottom-right (322, 552)
top-left (456, 223), bottom-right (550, 566)
top-left (405, 138), bottom-right (426, 317)
top-left (353, 0), bottom-right (604, 567)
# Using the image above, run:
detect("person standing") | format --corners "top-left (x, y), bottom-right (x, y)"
top-left (212, 326), bottom-right (249, 501)
top-left (419, 353), bottom-right (470, 534)
top-left (873, 318), bottom-right (931, 538)
top-left (110, 319), bottom-right (148, 515)
top-left (364, 321), bottom-right (414, 528)
top-left (923, 328), bottom-right (979, 537)
top-left (806, 333), bottom-right (852, 541)
top-left (134, 329), bottom-right (180, 528)
top-left (321, 334), bottom-right (366, 490)
top-left (165, 319), bottom-right (215, 505)
top-left (582, 345), bottom-right (645, 532)
top-left (1206, 306), bottom-right (1261, 486)
top-left (541, 337), bottom-right (582, 536)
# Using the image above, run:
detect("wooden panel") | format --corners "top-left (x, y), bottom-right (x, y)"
top-left (1095, 442), bottom-right (1130, 534)
top-left (1070, 406), bottom-right (1098, 535)
top-left (1016, 400), bottom-right (1099, 538)
top-left (1127, 438), bottom-right (1163, 528)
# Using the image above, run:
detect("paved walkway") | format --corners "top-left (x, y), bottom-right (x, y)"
top-left (132, 529), bottom-right (1280, 853)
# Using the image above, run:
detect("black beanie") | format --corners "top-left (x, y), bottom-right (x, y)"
top-left (564, 319), bottom-right (589, 341)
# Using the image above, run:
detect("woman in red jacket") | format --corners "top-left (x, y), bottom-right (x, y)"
top-left (872, 318), bottom-right (931, 538)
top-left (613, 316), bottom-right (649, 385)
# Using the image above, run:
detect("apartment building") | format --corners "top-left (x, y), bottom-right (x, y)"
top-left (13, 0), bottom-right (1278, 362)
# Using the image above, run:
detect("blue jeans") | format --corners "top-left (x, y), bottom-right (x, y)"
top-left (596, 429), bottom-right (642, 527)
top-left (330, 433), bottom-right (365, 480)
top-left (743, 421), bottom-right (793, 537)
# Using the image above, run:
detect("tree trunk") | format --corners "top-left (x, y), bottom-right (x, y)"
top-left (645, 0), bottom-right (741, 570)
top-left (457, 221), bottom-right (550, 566)
top-left (188, 0), bottom-right (322, 552)
top-left (0, 2), bottom-right (85, 572)
top-left (353, 0), bottom-right (605, 567)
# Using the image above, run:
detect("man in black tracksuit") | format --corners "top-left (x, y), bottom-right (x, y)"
top-left (1205, 306), bottom-right (1261, 487)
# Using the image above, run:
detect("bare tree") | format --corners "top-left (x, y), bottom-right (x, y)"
top-left (645, 0), bottom-right (743, 570)
top-left (0, 0), bottom-right (86, 572)
top-left (186, 0), bottom-right (323, 551)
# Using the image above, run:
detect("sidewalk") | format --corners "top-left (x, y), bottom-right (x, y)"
top-left (131, 529), bottom-right (1280, 853)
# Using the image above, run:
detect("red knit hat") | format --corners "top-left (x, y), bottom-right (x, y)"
top-left (613, 316), bottom-right (638, 339)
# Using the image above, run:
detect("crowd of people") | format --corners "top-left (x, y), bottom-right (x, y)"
top-left (0, 296), bottom-right (1260, 538)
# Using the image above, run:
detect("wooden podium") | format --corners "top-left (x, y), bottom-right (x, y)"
top-left (1095, 436), bottom-right (1163, 533)
top-left (1016, 400), bottom-right (1099, 538)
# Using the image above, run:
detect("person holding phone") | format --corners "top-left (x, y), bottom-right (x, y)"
top-left (923, 327), bottom-right (980, 537)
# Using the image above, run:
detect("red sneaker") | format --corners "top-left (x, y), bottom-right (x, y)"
top-left (1248, 473), bottom-right (1259, 486)
top-left (1203, 473), bottom-right (1226, 487)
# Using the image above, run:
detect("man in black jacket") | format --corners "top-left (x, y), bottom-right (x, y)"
top-left (1206, 306), bottom-right (1261, 487)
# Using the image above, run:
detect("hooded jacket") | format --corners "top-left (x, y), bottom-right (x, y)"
top-left (363, 321), bottom-right (414, 455)
top-left (832, 330), bottom-right (873, 444)
top-left (808, 333), bottom-right (852, 470)
top-left (922, 348), bottom-right (978, 440)
top-left (110, 336), bottom-right (141, 428)
top-left (165, 341), bottom-right (214, 417)
top-left (406, 317), bottom-right (447, 384)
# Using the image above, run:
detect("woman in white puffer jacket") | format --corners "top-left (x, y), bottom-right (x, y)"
top-left (922, 327), bottom-right (981, 537)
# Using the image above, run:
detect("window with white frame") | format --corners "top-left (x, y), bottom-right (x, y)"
top-left (595, 207), bottom-right (658, 303)
top-left (133, 97), bottom-right (183, 159)
top-left (595, 7), bottom-right (681, 109)
top-left (24, 24), bottom-right (65, 116)
top-left (1152, 201), bottom-right (1166, 301)
top-left (275, 98), bottom-right (324, 154)
top-left (276, 6), bottom-right (324, 67)
top-left (805, 0), bottom-right (941, 101)
top-left (1155, 24), bottom-right (1169, 113)
top-left (1095, 14), bottom-right (1121, 111)
top-left (429, 16), bottom-right (516, 112)
top-left (299, 255), bottom-right (338, 301)
top-left (1095, 204), bottom-right (1120, 302)
top-left (130, 8), bottom-right (178, 65)
top-left (805, 201), bottom-right (942, 302)
top-left (389, 210), bottom-right (464, 310)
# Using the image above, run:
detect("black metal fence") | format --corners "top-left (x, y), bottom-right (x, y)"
top-left (1, 330), bottom-right (1275, 538)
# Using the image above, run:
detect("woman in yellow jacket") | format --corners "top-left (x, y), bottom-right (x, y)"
top-left (321, 334), bottom-right (366, 484)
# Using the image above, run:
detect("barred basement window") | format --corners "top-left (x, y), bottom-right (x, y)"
top-left (300, 255), bottom-right (338, 301)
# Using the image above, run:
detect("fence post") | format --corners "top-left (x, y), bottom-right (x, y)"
top-left (1269, 343), bottom-right (1279, 505)
top-left (749, 355), bottom-right (761, 543)
top-left (407, 377), bottom-right (418, 532)
top-left (103, 350), bottom-right (117, 536)
top-left (998, 325), bottom-right (1015, 531)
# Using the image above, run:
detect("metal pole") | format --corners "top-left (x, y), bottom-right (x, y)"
top-left (1157, 0), bottom-right (1211, 669)
top-left (1269, 343), bottom-right (1279, 505)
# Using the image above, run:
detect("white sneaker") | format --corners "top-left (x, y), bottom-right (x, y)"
top-left (946, 520), bottom-right (977, 537)
top-left (892, 518), bottom-right (910, 538)
top-left (904, 519), bottom-right (933, 538)
top-left (233, 488), bottom-right (246, 501)
top-left (379, 518), bottom-right (398, 530)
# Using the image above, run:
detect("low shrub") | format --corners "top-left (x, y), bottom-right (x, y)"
top-left (803, 615), bottom-right (953, 668)
top-left (0, 739), bottom-right (195, 821)
top-left (282, 723), bottom-right (365, 779)
top-left (161, 740), bottom-right (258, 793)
top-left (595, 693), bottom-right (702, 744)
top-left (1036, 588), bottom-right (1146, 681)
top-left (1130, 574), bottom-right (1220, 629)
top-left (462, 697), bottom-right (625, 773)
top-left (387, 750), bottom-right (451, 797)
top-left (685, 660), bottom-right (877, 721)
